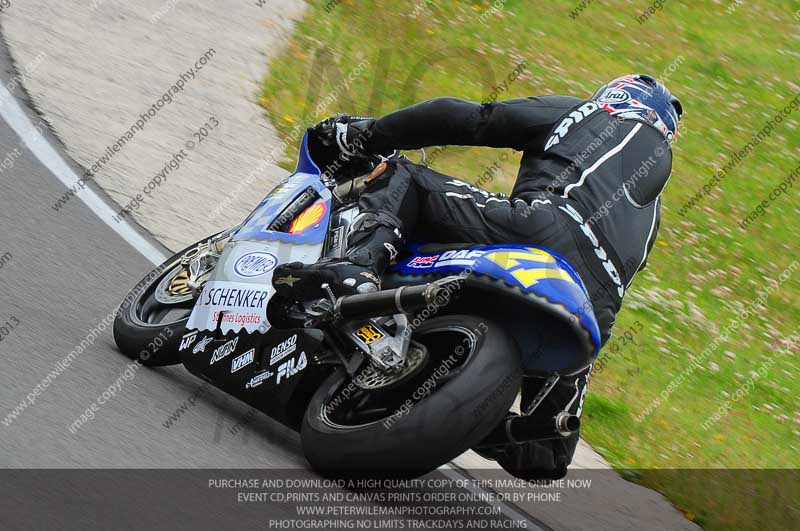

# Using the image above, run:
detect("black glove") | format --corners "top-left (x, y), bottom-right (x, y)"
top-left (308, 114), bottom-right (376, 160)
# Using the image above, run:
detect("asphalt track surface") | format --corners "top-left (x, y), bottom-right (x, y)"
top-left (0, 55), bottom-right (310, 471)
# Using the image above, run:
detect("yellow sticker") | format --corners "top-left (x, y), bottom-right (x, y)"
top-left (354, 324), bottom-right (384, 345)
top-left (485, 248), bottom-right (576, 289)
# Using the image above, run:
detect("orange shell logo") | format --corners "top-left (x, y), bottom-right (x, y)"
top-left (289, 201), bottom-right (327, 234)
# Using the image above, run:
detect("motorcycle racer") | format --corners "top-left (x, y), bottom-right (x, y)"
top-left (273, 74), bottom-right (682, 479)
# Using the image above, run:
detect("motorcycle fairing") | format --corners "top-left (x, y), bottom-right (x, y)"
top-left (231, 133), bottom-right (328, 245)
top-left (179, 327), bottom-right (326, 426)
top-left (186, 239), bottom-right (321, 335)
top-left (180, 134), bottom-right (333, 426)
top-left (230, 172), bottom-right (331, 245)
top-left (391, 244), bottom-right (601, 356)
top-left (187, 133), bottom-right (330, 335)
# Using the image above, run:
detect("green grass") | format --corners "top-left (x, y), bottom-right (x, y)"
top-left (260, 1), bottom-right (800, 529)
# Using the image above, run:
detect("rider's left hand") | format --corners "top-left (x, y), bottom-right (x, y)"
top-left (308, 114), bottom-right (376, 159)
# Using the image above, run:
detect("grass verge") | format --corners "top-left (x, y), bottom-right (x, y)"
top-left (260, 2), bottom-right (800, 529)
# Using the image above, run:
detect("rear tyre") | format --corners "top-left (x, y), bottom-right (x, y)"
top-left (301, 314), bottom-right (521, 478)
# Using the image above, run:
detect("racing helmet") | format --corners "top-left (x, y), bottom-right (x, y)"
top-left (592, 74), bottom-right (683, 143)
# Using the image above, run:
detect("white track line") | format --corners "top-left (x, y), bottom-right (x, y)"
top-left (0, 83), bottom-right (167, 265)
top-left (439, 463), bottom-right (548, 530)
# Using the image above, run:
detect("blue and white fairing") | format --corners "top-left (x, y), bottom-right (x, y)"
top-left (187, 133), bottom-right (331, 336)
top-left (231, 133), bottom-right (329, 245)
top-left (391, 244), bottom-right (602, 356)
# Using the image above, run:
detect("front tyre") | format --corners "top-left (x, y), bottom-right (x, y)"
top-left (301, 315), bottom-right (521, 478)
top-left (113, 232), bottom-right (225, 366)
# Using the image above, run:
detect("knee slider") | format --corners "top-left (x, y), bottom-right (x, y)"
top-left (347, 211), bottom-right (403, 247)
top-left (347, 246), bottom-right (378, 267)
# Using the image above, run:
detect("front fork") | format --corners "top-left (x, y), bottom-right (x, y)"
top-left (178, 228), bottom-right (236, 297)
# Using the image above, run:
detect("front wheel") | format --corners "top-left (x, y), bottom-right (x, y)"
top-left (113, 231), bottom-right (226, 366)
top-left (301, 314), bottom-right (521, 478)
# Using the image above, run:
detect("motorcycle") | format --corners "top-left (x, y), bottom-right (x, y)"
top-left (113, 131), bottom-right (601, 477)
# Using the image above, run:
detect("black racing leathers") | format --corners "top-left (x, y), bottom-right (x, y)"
top-left (360, 96), bottom-right (673, 344)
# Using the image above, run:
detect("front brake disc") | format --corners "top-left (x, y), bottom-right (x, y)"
top-left (154, 265), bottom-right (195, 305)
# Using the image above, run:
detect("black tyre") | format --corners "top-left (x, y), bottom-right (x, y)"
top-left (113, 232), bottom-right (224, 366)
top-left (301, 314), bottom-right (521, 478)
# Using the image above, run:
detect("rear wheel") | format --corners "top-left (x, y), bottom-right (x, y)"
top-left (301, 314), bottom-right (521, 478)
top-left (112, 232), bottom-right (226, 366)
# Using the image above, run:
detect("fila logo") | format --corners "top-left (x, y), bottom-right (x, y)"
top-left (179, 331), bottom-right (197, 351)
top-left (544, 102), bottom-right (600, 151)
top-left (276, 352), bottom-right (307, 384)
top-left (559, 204), bottom-right (624, 298)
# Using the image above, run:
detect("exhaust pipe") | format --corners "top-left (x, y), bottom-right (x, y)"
top-left (334, 283), bottom-right (451, 320)
top-left (477, 412), bottom-right (580, 447)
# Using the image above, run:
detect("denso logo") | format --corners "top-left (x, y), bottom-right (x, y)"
top-left (234, 252), bottom-right (278, 278)
top-left (270, 334), bottom-right (298, 366)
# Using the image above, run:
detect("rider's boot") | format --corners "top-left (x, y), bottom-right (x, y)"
top-left (272, 212), bottom-right (403, 301)
top-left (476, 368), bottom-right (590, 480)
